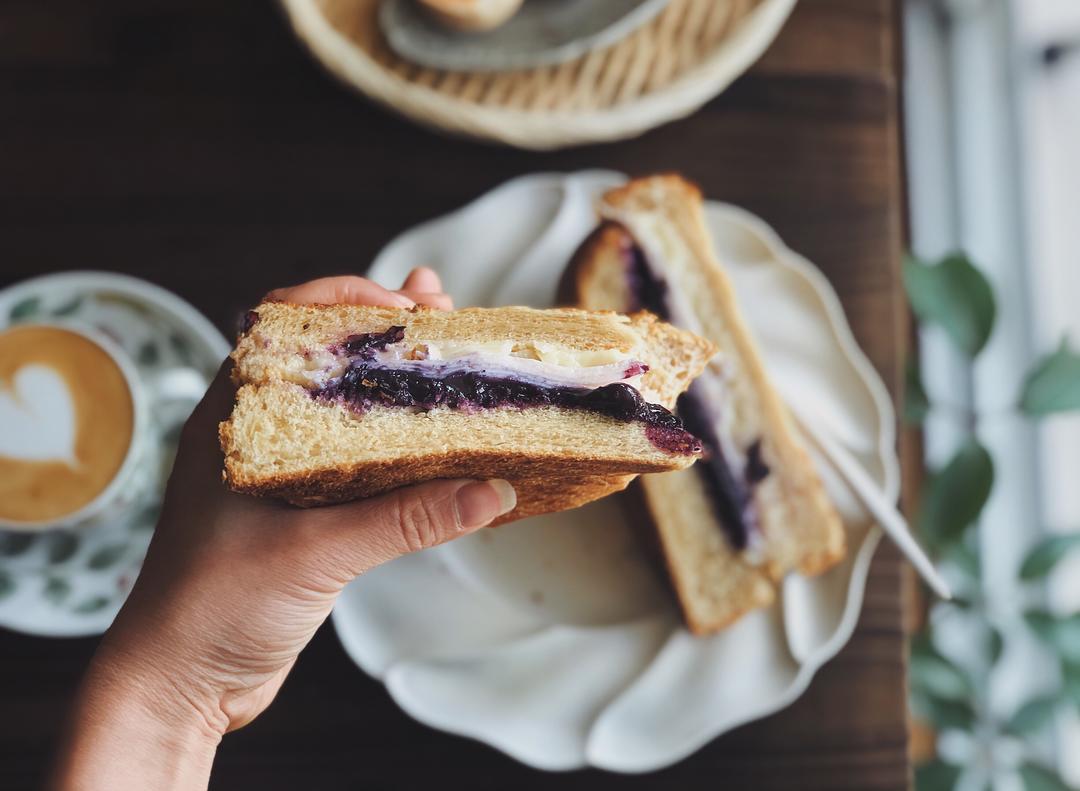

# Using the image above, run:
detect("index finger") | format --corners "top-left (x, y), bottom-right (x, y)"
top-left (266, 276), bottom-right (415, 308)
top-left (401, 267), bottom-right (443, 294)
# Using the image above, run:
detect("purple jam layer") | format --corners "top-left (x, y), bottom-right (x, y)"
top-left (620, 237), bottom-right (769, 550)
top-left (625, 238), bottom-right (671, 317)
top-left (676, 387), bottom-right (769, 550)
top-left (340, 326), bottom-right (407, 359)
top-left (316, 358), bottom-right (701, 455)
top-left (241, 310), bottom-right (260, 334)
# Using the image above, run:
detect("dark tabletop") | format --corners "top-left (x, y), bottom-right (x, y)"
top-left (0, 0), bottom-right (910, 788)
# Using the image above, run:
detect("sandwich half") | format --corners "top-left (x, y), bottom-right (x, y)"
top-left (562, 174), bottom-right (845, 633)
top-left (220, 302), bottom-right (715, 524)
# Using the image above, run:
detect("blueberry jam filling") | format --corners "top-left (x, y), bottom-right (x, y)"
top-left (676, 387), bottom-right (769, 550)
top-left (315, 334), bottom-right (702, 455)
top-left (620, 236), bottom-right (770, 550)
top-left (745, 439), bottom-right (770, 484)
top-left (624, 237), bottom-right (670, 317)
top-left (339, 326), bottom-right (407, 359)
top-left (241, 310), bottom-right (260, 334)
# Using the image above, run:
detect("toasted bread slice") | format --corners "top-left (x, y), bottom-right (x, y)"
top-left (564, 174), bottom-right (845, 633)
top-left (221, 303), bottom-right (715, 523)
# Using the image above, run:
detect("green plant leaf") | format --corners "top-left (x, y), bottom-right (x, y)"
top-left (911, 690), bottom-right (976, 731)
top-left (0, 533), bottom-right (36, 556)
top-left (1020, 534), bottom-right (1080, 581)
top-left (48, 533), bottom-right (80, 564)
top-left (904, 252), bottom-right (996, 357)
top-left (1006, 695), bottom-right (1061, 735)
top-left (1020, 338), bottom-right (1080, 416)
top-left (52, 296), bottom-right (84, 317)
top-left (9, 296), bottom-right (41, 322)
top-left (1064, 664), bottom-right (1080, 706)
top-left (910, 643), bottom-right (973, 701)
top-left (87, 544), bottom-right (127, 570)
top-left (1025, 610), bottom-right (1080, 663)
top-left (947, 595), bottom-right (975, 610)
top-left (905, 358), bottom-right (931, 425)
top-left (918, 439), bottom-right (995, 551)
top-left (987, 626), bottom-right (1004, 666)
top-left (949, 541), bottom-right (981, 583)
top-left (0, 569), bottom-right (13, 599)
top-left (1018, 763), bottom-right (1073, 791)
top-left (72, 596), bottom-right (111, 614)
top-left (43, 576), bottom-right (71, 603)
top-left (915, 759), bottom-right (962, 791)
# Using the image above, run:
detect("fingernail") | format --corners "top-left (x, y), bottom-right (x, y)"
top-left (392, 292), bottom-right (415, 308)
top-left (487, 479), bottom-right (517, 515)
top-left (456, 479), bottom-right (517, 529)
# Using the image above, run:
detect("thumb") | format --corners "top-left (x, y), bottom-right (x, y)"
top-left (314, 479), bottom-right (517, 579)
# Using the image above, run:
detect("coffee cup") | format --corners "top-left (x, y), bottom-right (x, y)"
top-left (0, 321), bottom-right (206, 532)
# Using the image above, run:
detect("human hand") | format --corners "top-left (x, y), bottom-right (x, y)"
top-left (51, 269), bottom-right (516, 790)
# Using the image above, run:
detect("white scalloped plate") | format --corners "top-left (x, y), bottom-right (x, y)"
top-left (331, 171), bottom-right (898, 772)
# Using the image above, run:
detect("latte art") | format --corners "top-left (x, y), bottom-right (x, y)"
top-left (0, 325), bottom-right (135, 524)
top-left (0, 364), bottom-right (79, 466)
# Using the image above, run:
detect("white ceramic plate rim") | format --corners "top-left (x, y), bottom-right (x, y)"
top-left (331, 171), bottom-right (900, 771)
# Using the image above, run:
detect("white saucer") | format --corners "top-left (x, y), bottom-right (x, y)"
top-left (331, 171), bottom-right (899, 772)
top-left (0, 272), bottom-right (230, 637)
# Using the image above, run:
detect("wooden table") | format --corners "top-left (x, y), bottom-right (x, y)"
top-left (0, 0), bottom-right (910, 788)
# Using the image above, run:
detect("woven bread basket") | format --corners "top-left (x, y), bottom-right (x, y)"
top-left (279, 0), bottom-right (796, 149)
